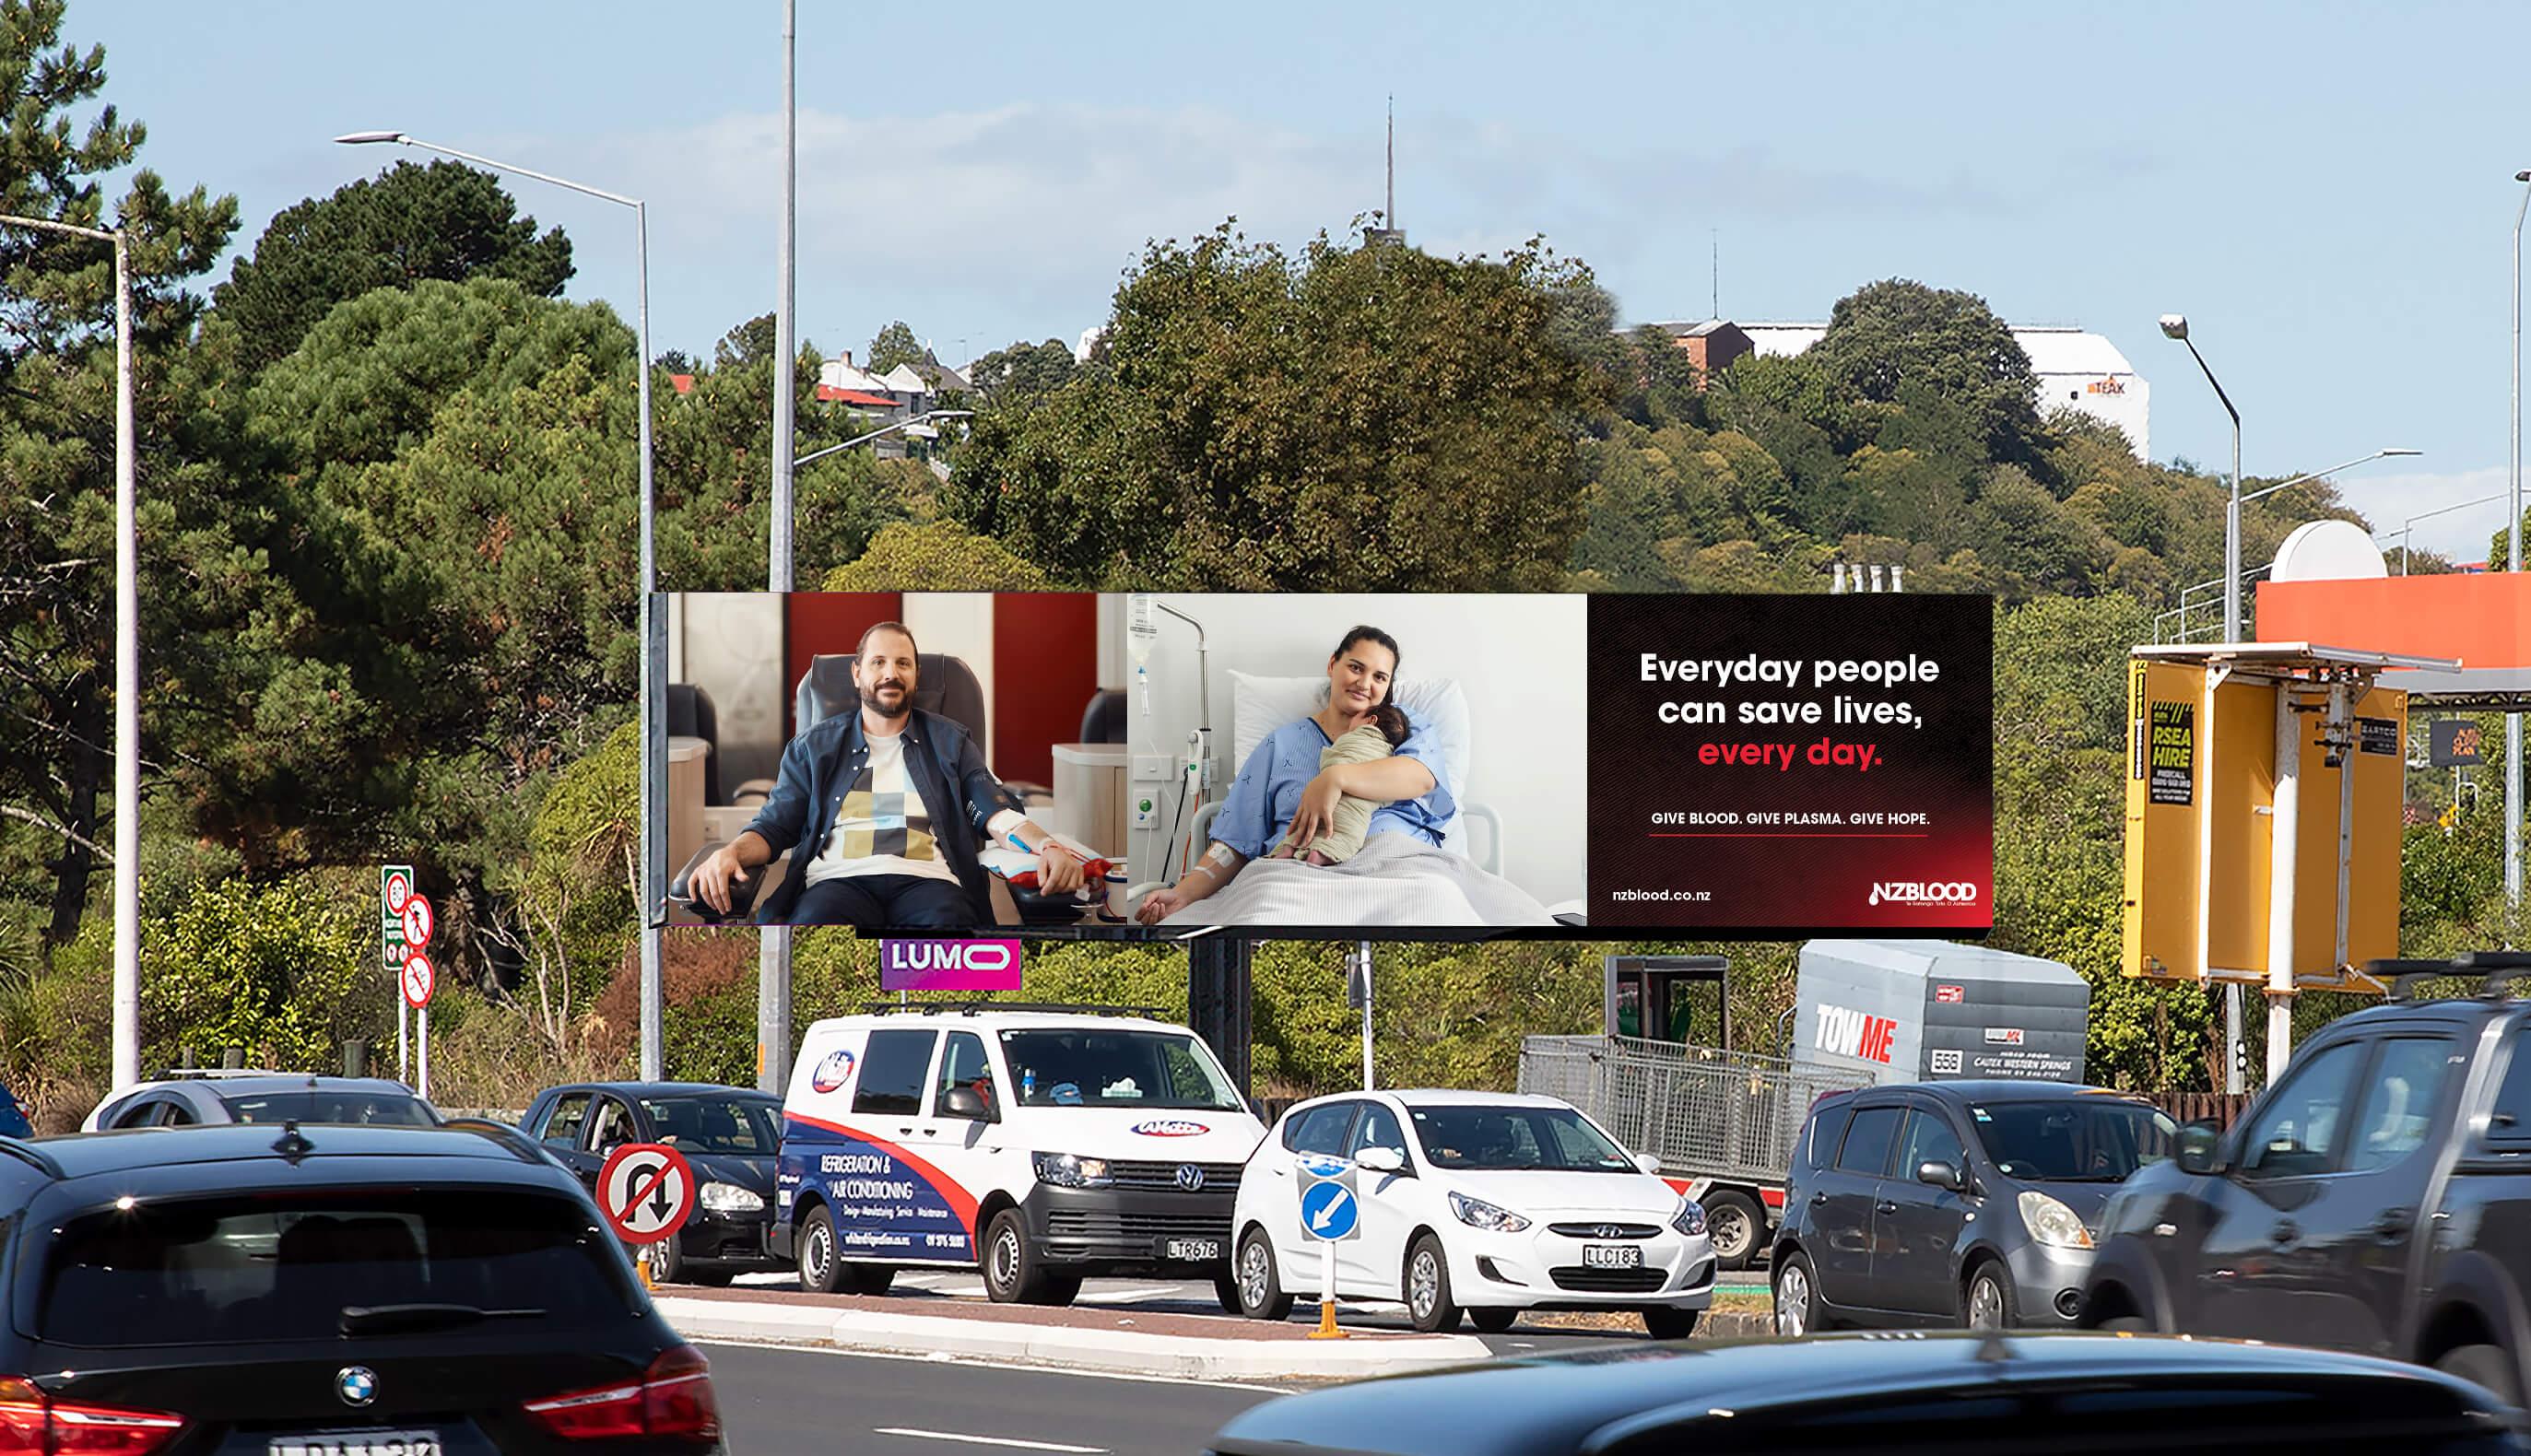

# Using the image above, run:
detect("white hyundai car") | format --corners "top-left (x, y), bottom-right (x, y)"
top-left (1230, 1089), bottom-right (1714, 1335)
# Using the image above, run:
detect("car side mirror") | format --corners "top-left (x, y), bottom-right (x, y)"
top-left (2176, 1120), bottom-right (2224, 1176)
top-left (1356, 1145), bottom-right (1407, 1174)
top-left (941, 1086), bottom-right (996, 1122)
top-left (1915, 1159), bottom-right (1966, 1193)
top-left (1636, 1152), bottom-right (1665, 1177)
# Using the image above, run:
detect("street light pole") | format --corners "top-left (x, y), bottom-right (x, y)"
top-left (336, 132), bottom-right (665, 1077)
top-left (0, 213), bottom-right (137, 1090)
top-left (761, 0), bottom-right (800, 1098)
top-left (2160, 312), bottom-right (2246, 1091)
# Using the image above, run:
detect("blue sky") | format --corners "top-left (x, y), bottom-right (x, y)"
top-left (84, 1), bottom-right (2531, 557)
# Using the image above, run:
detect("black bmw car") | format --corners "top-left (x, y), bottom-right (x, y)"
top-left (0, 1121), bottom-right (722, 1455)
top-left (520, 1082), bottom-right (789, 1286)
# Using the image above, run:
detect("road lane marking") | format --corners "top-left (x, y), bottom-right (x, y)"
top-left (689, 1339), bottom-right (1291, 1393)
top-left (874, 1429), bottom-right (1107, 1452)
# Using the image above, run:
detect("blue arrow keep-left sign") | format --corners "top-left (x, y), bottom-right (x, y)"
top-left (1301, 1179), bottom-right (1359, 1241)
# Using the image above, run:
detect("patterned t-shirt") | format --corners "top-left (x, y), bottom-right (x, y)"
top-left (799, 731), bottom-right (962, 889)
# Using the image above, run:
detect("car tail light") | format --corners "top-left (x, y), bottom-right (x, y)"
top-left (0, 1377), bottom-right (186, 1456)
top-left (523, 1346), bottom-right (719, 1443)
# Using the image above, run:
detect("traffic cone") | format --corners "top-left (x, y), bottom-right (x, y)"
top-left (1309, 1298), bottom-right (1346, 1340)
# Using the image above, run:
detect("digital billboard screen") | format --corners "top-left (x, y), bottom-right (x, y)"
top-left (655, 590), bottom-right (1991, 940)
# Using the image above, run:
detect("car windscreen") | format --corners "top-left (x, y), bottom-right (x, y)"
top-left (34, 1189), bottom-right (638, 1348)
top-left (1968, 1098), bottom-right (2177, 1182)
top-left (218, 1090), bottom-right (440, 1126)
top-left (998, 1030), bottom-right (1245, 1110)
top-left (1410, 1105), bottom-right (1638, 1173)
top-left (640, 1095), bottom-right (779, 1154)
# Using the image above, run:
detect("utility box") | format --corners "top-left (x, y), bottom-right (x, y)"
top-left (1794, 939), bottom-right (2089, 1086)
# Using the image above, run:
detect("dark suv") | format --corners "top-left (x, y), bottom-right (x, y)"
top-left (2082, 955), bottom-right (2531, 1404)
top-left (521, 1082), bottom-right (788, 1286)
top-left (1772, 1080), bottom-right (2176, 1334)
top-left (0, 1121), bottom-right (722, 1454)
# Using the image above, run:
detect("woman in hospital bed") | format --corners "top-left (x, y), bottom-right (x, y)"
top-left (1134, 625), bottom-right (1454, 924)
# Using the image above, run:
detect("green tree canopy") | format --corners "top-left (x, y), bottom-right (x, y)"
top-left (967, 338), bottom-right (1077, 402)
top-left (949, 224), bottom-right (1606, 590)
top-left (866, 320), bottom-right (925, 374)
top-left (213, 159), bottom-right (571, 368)
top-left (0, 0), bottom-right (239, 942)
top-left (1810, 279), bottom-right (2042, 464)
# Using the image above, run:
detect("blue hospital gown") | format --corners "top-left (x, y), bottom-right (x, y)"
top-left (1208, 716), bottom-right (1457, 861)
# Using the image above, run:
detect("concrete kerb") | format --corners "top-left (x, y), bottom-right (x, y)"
top-left (655, 1296), bottom-right (1495, 1380)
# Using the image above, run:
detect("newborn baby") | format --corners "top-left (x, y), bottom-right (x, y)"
top-left (1270, 703), bottom-right (1413, 866)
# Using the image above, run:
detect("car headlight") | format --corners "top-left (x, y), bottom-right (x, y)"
top-left (2019, 1191), bottom-right (2094, 1250)
top-left (700, 1181), bottom-right (765, 1215)
top-left (1033, 1152), bottom-right (1112, 1188)
top-left (1672, 1198), bottom-right (1708, 1239)
top-left (1448, 1192), bottom-right (1531, 1234)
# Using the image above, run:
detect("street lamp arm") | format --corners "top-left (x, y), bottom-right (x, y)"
top-left (2238, 448), bottom-right (2423, 505)
top-left (342, 134), bottom-right (642, 210)
top-left (2181, 337), bottom-right (2241, 429)
top-left (795, 409), bottom-right (973, 469)
top-left (0, 212), bottom-right (118, 244)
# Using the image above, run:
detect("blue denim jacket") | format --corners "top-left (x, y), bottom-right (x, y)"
top-left (742, 708), bottom-right (1020, 924)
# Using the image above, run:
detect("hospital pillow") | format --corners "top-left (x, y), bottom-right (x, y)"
top-left (1226, 670), bottom-right (1472, 813)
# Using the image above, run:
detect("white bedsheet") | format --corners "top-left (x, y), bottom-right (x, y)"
top-left (1157, 834), bottom-right (1555, 928)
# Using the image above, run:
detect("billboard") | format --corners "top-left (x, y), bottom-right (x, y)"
top-left (657, 590), bottom-right (1994, 940)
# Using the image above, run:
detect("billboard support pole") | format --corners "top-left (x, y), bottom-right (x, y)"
top-left (1356, 942), bottom-right (1375, 1092)
top-left (2333, 685), bottom-right (2357, 967)
top-left (2266, 684), bottom-right (2304, 1085)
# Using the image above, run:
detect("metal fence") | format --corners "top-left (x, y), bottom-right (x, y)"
top-left (1520, 1034), bottom-right (1876, 1185)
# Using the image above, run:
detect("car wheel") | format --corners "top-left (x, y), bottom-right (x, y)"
top-left (648, 1237), bottom-right (685, 1285)
top-left (982, 1209), bottom-right (1076, 1305)
top-left (1235, 1228), bottom-right (1295, 1321)
top-left (1773, 1251), bottom-right (1820, 1336)
top-left (796, 1208), bottom-right (842, 1295)
top-left (1703, 1191), bottom-right (1764, 1271)
top-left (1641, 1308), bottom-right (1701, 1340)
top-left (1963, 1261), bottom-right (2019, 1332)
top-left (1470, 1307), bottom-right (1519, 1334)
top-left (2435, 1344), bottom-right (2523, 1407)
top-left (1407, 1234), bottom-right (1462, 1333)
top-left (1214, 1275), bottom-right (1243, 1315)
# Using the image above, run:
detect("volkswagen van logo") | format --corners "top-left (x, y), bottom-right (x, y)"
top-left (336, 1366), bottom-right (377, 1407)
top-left (1174, 1164), bottom-right (1206, 1192)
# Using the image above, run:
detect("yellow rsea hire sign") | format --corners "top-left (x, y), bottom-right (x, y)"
top-left (2123, 659), bottom-right (2405, 988)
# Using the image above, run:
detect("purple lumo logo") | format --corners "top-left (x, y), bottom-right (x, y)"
top-left (879, 938), bottom-right (1024, 992)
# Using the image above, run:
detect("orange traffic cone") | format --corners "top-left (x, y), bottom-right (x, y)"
top-left (1309, 1299), bottom-right (1346, 1340)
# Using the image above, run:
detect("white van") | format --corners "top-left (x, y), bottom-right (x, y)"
top-left (774, 1004), bottom-right (1269, 1306)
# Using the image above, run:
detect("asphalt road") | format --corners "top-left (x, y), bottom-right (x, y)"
top-left (727, 1269), bottom-right (1696, 1356)
top-left (703, 1340), bottom-right (1282, 1455)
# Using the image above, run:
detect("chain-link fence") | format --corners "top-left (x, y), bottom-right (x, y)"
top-left (1521, 1034), bottom-right (1875, 1184)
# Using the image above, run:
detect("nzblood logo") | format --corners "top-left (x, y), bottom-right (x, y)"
top-left (810, 1048), bottom-right (856, 1094)
top-left (1130, 1120), bottom-right (1209, 1137)
top-left (1869, 881), bottom-right (1980, 907)
top-left (1816, 1004), bottom-right (1899, 1065)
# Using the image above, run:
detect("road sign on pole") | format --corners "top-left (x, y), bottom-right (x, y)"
top-left (401, 895), bottom-right (434, 952)
top-left (400, 952), bottom-right (436, 1010)
top-left (598, 1142), bottom-right (697, 1245)
top-left (381, 864), bottom-right (412, 969)
top-left (1296, 1152), bottom-right (1358, 1339)
top-left (1300, 1178), bottom-right (1360, 1242)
